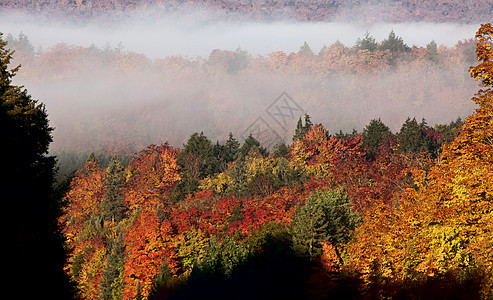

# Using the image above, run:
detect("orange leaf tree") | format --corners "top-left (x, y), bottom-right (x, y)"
top-left (59, 156), bottom-right (108, 298)
top-left (122, 144), bottom-right (182, 299)
top-left (344, 23), bottom-right (493, 298)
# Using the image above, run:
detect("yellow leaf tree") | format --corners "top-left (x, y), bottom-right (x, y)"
top-left (345, 24), bottom-right (493, 298)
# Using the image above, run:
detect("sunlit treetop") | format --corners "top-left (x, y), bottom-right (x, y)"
top-left (470, 23), bottom-right (493, 88)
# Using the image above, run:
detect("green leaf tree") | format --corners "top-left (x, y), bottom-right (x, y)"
top-left (291, 188), bottom-right (359, 261)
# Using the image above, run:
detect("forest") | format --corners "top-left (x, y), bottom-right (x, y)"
top-left (2, 0), bottom-right (493, 298)
top-left (1, 0), bottom-right (491, 24)
top-left (58, 23), bottom-right (493, 299)
top-left (3, 22), bottom-right (492, 298)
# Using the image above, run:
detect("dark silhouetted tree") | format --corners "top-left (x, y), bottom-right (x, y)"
top-left (0, 32), bottom-right (72, 298)
top-left (214, 132), bottom-right (240, 172)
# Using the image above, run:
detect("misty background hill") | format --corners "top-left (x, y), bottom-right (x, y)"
top-left (1, 0), bottom-right (492, 24)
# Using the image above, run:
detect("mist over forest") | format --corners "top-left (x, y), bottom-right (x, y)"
top-left (1, 10), bottom-right (481, 155)
top-left (4, 2), bottom-right (493, 299)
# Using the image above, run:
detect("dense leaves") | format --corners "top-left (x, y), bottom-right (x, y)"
top-left (56, 24), bottom-right (493, 299)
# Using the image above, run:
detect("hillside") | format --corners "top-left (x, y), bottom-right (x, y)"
top-left (1, 0), bottom-right (491, 24)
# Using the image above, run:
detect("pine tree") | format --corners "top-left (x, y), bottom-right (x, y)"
top-left (379, 30), bottom-right (410, 65)
top-left (237, 134), bottom-right (268, 161)
top-left (299, 41), bottom-right (314, 55)
top-left (292, 193), bottom-right (329, 260)
top-left (379, 30), bottom-right (410, 54)
top-left (292, 113), bottom-right (313, 142)
top-left (355, 32), bottom-right (378, 52)
top-left (397, 117), bottom-right (432, 154)
top-left (361, 118), bottom-right (393, 159)
top-left (425, 40), bottom-right (439, 64)
top-left (214, 132), bottom-right (240, 171)
top-left (178, 132), bottom-right (217, 178)
top-left (100, 228), bottom-right (126, 300)
top-left (272, 141), bottom-right (289, 158)
top-left (100, 155), bottom-right (127, 223)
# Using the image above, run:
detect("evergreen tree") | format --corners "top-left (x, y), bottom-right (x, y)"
top-left (0, 32), bottom-right (72, 298)
top-left (379, 30), bottom-right (410, 54)
top-left (379, 30), bottom-right (410, 65)
top-left (214, 132), bottom-right (240, 171)
top-left (298, 41), bottom-right (314, 55)
top-left (178, 132), bottom-right (217, 179)
top-left (272, 141), bottom-right (289, 158)
top-left (292, 113), bottom-right (313, 142)
top-left (100, 155), bottom-right (127, 223)
top-left (425, 40), bottom-right (439, 64)
top-left (237, 134), bottom-right (268, 161)
top-left (224, 132), bottom-right (240, 162)
top-left (397, 117), bottom-right (432, 154)
top-left (355, 32), bottom-right (378, 52)
top-left (171, 132), bottom-right (216, 201)
top-left (335, 129), bottom-right (358, 140)
top-left (434, 117), bottom-right (463, 146)
top-left (5, 32), bottom-right (35, 60)
top-left (232, 46), bottom-right (250, 73)
top-left (361, 118), bottom-right (393, 159)
top-left (101, 228), bottom-right (126, 300)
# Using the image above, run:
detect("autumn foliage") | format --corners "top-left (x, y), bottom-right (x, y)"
top-left (58, 24), bottom-right (493, 299)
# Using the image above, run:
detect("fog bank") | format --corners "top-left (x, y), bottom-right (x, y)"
top-left (0, 13), bottom-right (480, 58)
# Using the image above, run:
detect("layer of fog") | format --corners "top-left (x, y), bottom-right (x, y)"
top-left (17, 58), bottom-right (477, 154)
top-left (0, 12), bottom-right (480, 58)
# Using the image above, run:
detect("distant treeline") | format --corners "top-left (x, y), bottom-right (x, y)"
top-left (6, 31), bottom-right (477, 156)
top-left (1, 0), bottom-right (491, 23)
